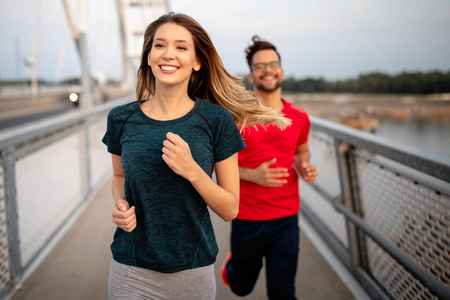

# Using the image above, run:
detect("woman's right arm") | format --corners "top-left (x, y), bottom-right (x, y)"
top-left (111, 154), bottom-right (136, 232)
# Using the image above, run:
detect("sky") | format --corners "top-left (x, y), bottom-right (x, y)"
top-left (0, 0), bottom-right (449, 82)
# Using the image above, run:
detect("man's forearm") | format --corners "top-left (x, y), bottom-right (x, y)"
top-left (295, 151), bottom-right (311, 169)
top-left (239, 166), bottom-right (254, 182)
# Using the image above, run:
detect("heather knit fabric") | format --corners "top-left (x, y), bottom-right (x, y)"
top-left (102, 97), bottom-right (245, 273)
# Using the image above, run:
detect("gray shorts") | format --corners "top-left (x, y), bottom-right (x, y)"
top-left (108, 259), bottom-right (216, 300)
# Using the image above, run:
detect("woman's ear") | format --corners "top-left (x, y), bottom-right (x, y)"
top-left (193, 58), bottom-right (201, 71)
top-left (147, 51), bottom-right (151, 66)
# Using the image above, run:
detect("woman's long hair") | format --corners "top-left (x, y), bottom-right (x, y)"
top-left (136, 12), bottom-right (290, 129)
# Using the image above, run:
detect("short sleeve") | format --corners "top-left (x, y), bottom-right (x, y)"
top-left (297, 113), bottom-right (311, 146)
top-left (213, 109), bottom-right (246, 162)
top-left (102, 109), bottom-right (122, 156)
top-left (287, 101), bottom-right (310, 146)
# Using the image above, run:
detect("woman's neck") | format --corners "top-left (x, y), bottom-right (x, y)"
top-left (142, 87), bottom-right (194, 120)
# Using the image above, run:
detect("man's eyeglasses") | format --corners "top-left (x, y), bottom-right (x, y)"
top-left (253, 61), bottom-right (281, 71)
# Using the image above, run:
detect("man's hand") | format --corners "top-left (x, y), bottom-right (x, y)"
top-left (298, 161), bottom-right (318, 183)
top-left (112, 199), bottom-right (136, 232)
top-left (247, 158), bottom-right (289, 187)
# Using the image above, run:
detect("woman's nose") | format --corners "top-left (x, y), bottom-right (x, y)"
top-left (163, 46), bottom-right (175, 60)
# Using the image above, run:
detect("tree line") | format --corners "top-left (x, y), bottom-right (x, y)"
top-left (242, 71), bottom-right (450, 94)
top-left (3, 70), bottom-right (449, 94)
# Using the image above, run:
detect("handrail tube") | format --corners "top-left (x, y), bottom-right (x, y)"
top-left (310, 116), bottom-right (450, 182)
top-left (0, 96), bottom-right (130, 150)
top-left (309, 182), bottom-right (337, 204)
top-left (334, 202), bottom-right (450, 299)
top-left (355, 150), bottom-right (450, 196)
top-left (353, 267), bottom-right (390, 300)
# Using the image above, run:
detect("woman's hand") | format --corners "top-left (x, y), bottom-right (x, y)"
top-left (162, 132), bottom-right (200, 181)
top-left (162, 132), bottom-right (239, 222)
top-left (112, 199), bottom-right (136, 232)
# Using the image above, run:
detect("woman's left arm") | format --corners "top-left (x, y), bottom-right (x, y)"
top-left (162, 132), bottom-right (239, 222)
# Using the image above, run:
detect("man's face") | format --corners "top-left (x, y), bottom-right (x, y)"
top-left (249, 49), bottom-right (285, 93)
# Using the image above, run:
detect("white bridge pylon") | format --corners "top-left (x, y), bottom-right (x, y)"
top-left (116, 0), bottom-right (169, 92)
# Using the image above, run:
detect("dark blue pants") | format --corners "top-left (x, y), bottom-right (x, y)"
top-left (226, 214), bottom-right (300, 299)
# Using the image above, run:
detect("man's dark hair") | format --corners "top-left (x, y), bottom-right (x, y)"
top-left (245, 35), bottom-right (282, 71)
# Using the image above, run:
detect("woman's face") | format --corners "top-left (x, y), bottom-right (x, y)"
top-left (148, 23), bottom-right (201, 89)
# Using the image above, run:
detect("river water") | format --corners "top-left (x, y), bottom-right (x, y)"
top-left (285, 93), bottom-right (450, 160)
top-left (375, 118), bottom-right (450, 159)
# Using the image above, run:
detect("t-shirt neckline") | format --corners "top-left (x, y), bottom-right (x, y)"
top-left (281, 98), bottom-right (290, 113)
top-left (136, 97), bottom-right (200, 125)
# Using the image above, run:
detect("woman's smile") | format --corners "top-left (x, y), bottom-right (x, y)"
top-left (160, 65), bottom-right (179, 72)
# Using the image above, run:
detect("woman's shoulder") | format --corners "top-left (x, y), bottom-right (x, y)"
top-left (194, 97), bottom-right (237, 133)
top-left (196, 97), bottom-right (232, 117)
top-left (107, 100), bottom-right (139, 121)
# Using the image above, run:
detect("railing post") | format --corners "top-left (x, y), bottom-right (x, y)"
top-left (2, 146), bottom-right (22, 287)
top-left (334, 140), bottom-right (368, 271)
top-left (83, 121), bottom-right (92, 200)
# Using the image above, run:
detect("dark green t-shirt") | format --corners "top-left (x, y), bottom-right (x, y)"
top-left (102, 97), bottom-right (245, 273)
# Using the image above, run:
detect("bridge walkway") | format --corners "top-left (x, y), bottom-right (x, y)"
top-left (9, 178), bottom-right (357, 300)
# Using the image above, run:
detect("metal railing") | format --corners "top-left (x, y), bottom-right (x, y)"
top-left (0, 97), bottom-right (129, 298)
top-left (0, 98), bottom-right (449, 299)
top-left (301, 116), bottom-right (450, 300)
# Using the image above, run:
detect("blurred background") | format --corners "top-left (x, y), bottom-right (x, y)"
top-left (0, 1), bottom-right (449, 300)
top-left (1, 0), bottom-right (449, 156)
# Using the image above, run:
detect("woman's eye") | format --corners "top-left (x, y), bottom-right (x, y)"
top-left (177, 46), bottom-right (187, 50)
top-left (154, 44), bottom-right (164, 48)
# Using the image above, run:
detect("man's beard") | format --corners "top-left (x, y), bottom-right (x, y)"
top-left (253, 76), bottom-right (282, 92)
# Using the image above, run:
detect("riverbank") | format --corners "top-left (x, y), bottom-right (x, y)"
top-left (283, 93), bottom-right (450, 132)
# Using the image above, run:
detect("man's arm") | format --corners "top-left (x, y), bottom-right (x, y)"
top-left (294, 143), bottom-right (318, 183)
top-left (239, 158), bottom-right (289, 187)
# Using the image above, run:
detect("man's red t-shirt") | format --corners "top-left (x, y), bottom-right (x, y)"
top-left (237, 99), bottom-right (310, 220)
